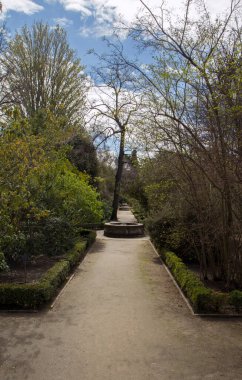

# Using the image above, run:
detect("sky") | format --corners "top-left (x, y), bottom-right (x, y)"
top-left (0, 0), bottom-right (234, 71)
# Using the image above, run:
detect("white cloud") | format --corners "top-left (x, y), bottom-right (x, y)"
top-left (56, 0), bottom-right (233, 20)
top-left (58, 0), bottom-right (92, 15)
top-left (80, 24), bottom-right (111, 37)
top-left (52, 0), bottom-right (235, 38)
top-left (1, 0), bottom-right (234, 26)
top-left (1, 0), bottom-right (43, 17)
top-left (53, 17), bottom-right (73, 27)
top-left (79, 3), bottom-right (118, 37)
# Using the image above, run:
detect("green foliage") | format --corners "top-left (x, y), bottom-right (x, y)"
top-left (0, 282), bottom-right (52, 310)
top-left (95, 154), bottom-right (115, 214)
top-left (41, 260), bottom-right (70, 290)
top-left (0, 232), bottom-right (95, 309)
top-left (67, 135), bottom-right (98, 179)
top-left (0, 112), bottom-right (103, 262)
top-left (0, 260), bottom-right (70, 309)
top-left (43, 165), bottom-right (103, 226)
top-left (127, 197), bottom-right (147, 222)
top-left (146, 214), bottom-right (196, 263)
top-left (144, 181), bottom-right (172, 212)
top-left (126, 161), bottom-right (198, 263)
top-left (160, 249), bottom-right (242, 314)
top-left (29, 217), bottom-right (75, 257)
top-left (162, 250), bottom-right (219, 312)
top-left (79, 230), bottom-right (96, 247)
top-left (130, 3), bottom-right (242, 287)
top-left (228, 290), bottom-right (242, 312)
top-left (65, 240), bottom-right (87, 268)
top-left (0, 252), bottom-right (9, 272)
top-left (3, 22), bottom-right (86, 124)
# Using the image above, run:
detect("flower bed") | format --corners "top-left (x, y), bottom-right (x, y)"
top-left (0, 231), bottom-right (96, 310)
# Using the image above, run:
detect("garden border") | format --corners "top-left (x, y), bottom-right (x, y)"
top-left (149, 241), bottom-right (242, 317)
top-left (0, 230), bottom-right (96, 311)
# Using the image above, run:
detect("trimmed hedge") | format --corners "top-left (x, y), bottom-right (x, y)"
top-left (160, 249), bottom-right (242, 314)
top-left (0, 231), bottom-right (96, 310)
top-left (80, 223), bottom-right (105, 230)
top-left (79, 230), bottom-right (96, 248)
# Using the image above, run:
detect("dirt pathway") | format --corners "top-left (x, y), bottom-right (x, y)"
top-left (0, 211), bottom-right (242, 380)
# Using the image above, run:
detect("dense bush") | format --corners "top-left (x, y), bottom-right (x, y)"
top-left (0, 252), bottom-right (9, 272)
top-left (67, 135), bottom-right (98, 179)
top-left (3, 216), bottom-right (76, 263)
top-left (125, 158), bottom-right (199, 264)
top-left (0, 282), bottom-right (52, 309)
top-left (41, 260), bottom-right (70, 290)
top-left (228, 291), bottom-right (242, 313)
top-left (65, 241), bottom-right (87, 269)
top-left (0, 113), bottom-right (103, 263)
top-left (78, 230), bottom-right (96, 247)
top-left (127, 197), bottom-right (147, 222)
top-left (146, 216), bottom-right (197, 263)
top-left (125, 149), bottom-right (242, 288)
top-left (36, 217), bottom-right (75, 256)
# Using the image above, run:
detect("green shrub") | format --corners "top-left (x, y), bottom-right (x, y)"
top-left (3, 216), bottom-right (76, 263)
top-left (127, 197), bottom-right (146, 221)
top-left (147, 216), bottom-right (197, 263)
top-left (65, 231), bottom-right (96, 269)
top-left (228, 290), bottom-right (242, 312)
top-left (38, 217), bottom-right (75, 256)
top-left (0, 128), bottom-right (103, 264)
top-left (85, 230), bottom-right (96, 247)
top-left (0, 231), bottom-right (96, 309)
top-left (190, 287), bottom-right (225, 313)
top-left (0, 260), bottom-right (70, 309)
top-left (0, 282), bottom-right (52, 309)
top-left (161, 249), bottom-right (227, 313)
top-left (41, 260), bottom-right (70, 289)
top-left (65, 240), bottom-right (87, 268)
top-left (0, 252), bottom-right (9, 272)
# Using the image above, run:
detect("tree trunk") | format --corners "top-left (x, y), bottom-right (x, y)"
top-left (111, 129), bottom-right (125, 221)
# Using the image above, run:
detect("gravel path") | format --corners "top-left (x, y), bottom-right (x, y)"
top-left (0, 210), bottom-right (242, 380)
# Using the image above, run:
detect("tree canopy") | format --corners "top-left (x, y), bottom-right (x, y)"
top-left (2, 22), bottom-right (86, 125)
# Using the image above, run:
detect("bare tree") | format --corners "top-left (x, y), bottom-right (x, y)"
top-left (122, 0), bottom-right (242, 286)
top-left (0, 22), bottom-right (11, 117)
top-left (89, 51), bottom-right (142, 220)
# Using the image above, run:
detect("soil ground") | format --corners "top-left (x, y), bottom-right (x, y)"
top-left (0, 255), bottom-right (61, 284)
top-left (0, 210), bottom-right (242, 380)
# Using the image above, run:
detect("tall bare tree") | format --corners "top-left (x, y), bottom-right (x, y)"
top-left (0, 21), bottom-right (10, 117)
top-left (89, 51), bottom-right (142, 220)
top-left (122, 0), bottom-right (242, 286)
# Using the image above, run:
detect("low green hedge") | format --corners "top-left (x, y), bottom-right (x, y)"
top-left (81, 230), bottom-right (96, 248)
top-left (65, 240), bottom-right (87, 269)
top-left (0, 231), bottom-right (96, 310)
top-left (160, 249), bottom-right (242, 314)
top-left (127, 197), bottom-right (146, 222)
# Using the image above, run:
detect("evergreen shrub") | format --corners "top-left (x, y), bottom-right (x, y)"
top-left (0, 231), bottom-right (96, 310)
top-left (161, 249), bottom-right (241, 314)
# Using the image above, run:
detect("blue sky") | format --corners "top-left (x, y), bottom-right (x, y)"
top-left (1, 0), bottom-right (233, 71)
